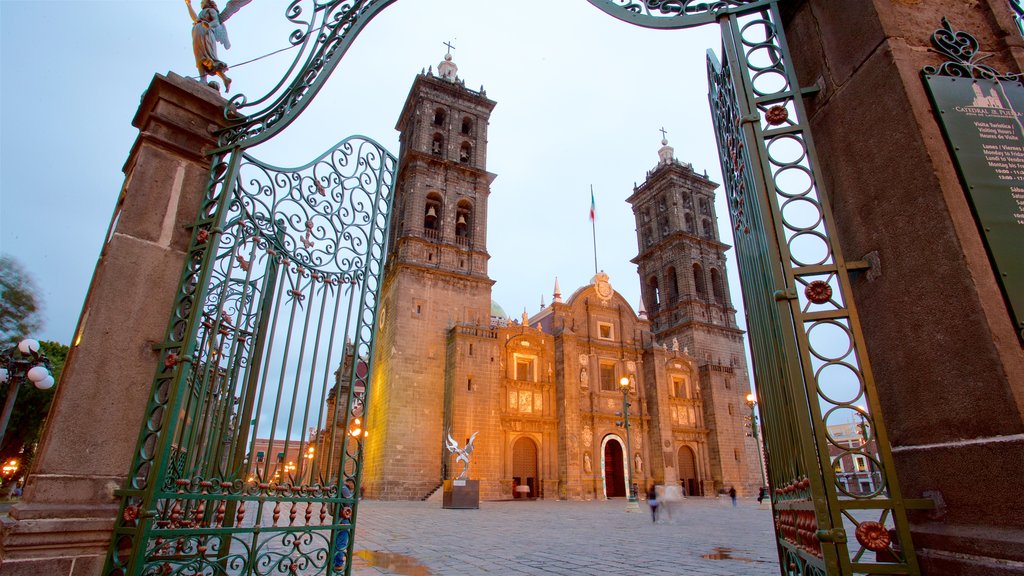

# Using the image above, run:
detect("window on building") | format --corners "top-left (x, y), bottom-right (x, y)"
top-left (701, 218), bottom-right (713, 238)
top-left (711, 268), bottom-right (725, 304)
top-left (699, 197), bottom-right (710, 215)
top-left (672, 376), bottom-right (688, 398)
top-left (455, 201), bottom-right (472, 238)
top-left (599, 362), bottom-right (617, 392)
top-left (431, 133), bottom-right (444, 155)
top-left (728, 404), bottom-right (734, 416)
top-left (853, 455), bottom-right (868, 472)
top-left (459, 141), bottom-right (472, 164)
top-left (424, 194), bottom-right (442, 230)
top-left (734, 448), bottom-right (741, 461)
top-left (685, 212), bottom-right (694, 233)
top-left (693, 264), bottom-right (706, 296)
top-left (515, 356), bottom-right (536, 382)
top-left (433, 108), bottom-right (446, 127)
top-left (597, 321), bottom-right (613, 340)
top-left (666, 267), bottom-right (678, 303)
top-left (834, 460), bottom-right (844, 474)
top-left (461, 116), bottom-right (473, 135)
top-left (647, 276), bottom-right (660, 309)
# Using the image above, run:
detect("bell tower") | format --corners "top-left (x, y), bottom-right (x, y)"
top-left (363, 52), bottom-right (497, 499)
top-left (627, 136), bottom-right (761, 494)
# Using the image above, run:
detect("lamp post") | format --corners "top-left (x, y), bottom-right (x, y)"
top-left (0, 339), bottom-right (55, 450)
top-left (618, 376), bottom-right (638, 507)
top-left (745, 393), bottom-right (767, 490)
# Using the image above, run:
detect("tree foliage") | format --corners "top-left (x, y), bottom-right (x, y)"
top-left (0, 341), bottom-right (67, 485)
top-left (0, 255), bottom-right (43, 345)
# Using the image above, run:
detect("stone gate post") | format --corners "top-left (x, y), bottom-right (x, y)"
top-left (781, 2), bottom-right (1024, 574)
top-left (0, 72), bottom-right (228, 575)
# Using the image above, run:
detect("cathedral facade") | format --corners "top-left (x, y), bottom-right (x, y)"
top-left (360, 55), bottom-right (761, 501)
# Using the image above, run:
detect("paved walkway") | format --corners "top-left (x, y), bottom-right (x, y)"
top-left (349, 497), bottom-right (779, 575)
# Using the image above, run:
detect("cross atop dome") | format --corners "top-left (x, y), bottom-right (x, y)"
top-left (439, 41), bottom-right (459, 81)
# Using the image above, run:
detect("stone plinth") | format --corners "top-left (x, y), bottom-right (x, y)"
top-left (443, 479), bottom-right (480, 509)
top-left (0, 72), bottom-right (229, 575)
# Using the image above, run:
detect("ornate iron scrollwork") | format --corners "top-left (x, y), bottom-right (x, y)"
top-left (923, 17), bottom-right (1020, 80)
top-left (587, 0), bottom-right (771, 29)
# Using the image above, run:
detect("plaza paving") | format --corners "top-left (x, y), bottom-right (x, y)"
top-left (348, 496), bottom-right (780, 575)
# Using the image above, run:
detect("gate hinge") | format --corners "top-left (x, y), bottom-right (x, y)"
top-left (773, 289), bottom-right (798, 301)
top-left (815, 528), bottom-right (848, 543)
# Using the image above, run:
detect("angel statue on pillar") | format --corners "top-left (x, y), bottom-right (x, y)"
top-left (185, 0), bottom-right (251, 92)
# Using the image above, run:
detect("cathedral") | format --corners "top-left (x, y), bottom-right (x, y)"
top-left (360, 53), bottom-right (761, 501)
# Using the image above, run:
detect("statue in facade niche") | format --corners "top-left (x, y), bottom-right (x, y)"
top-left (445, 431), bottom-right (478, 480)
top-left (185, 0), bottom-right (251, 92)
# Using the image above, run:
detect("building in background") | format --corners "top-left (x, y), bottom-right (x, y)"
top-left (358, 54), bottom-right (760, 500)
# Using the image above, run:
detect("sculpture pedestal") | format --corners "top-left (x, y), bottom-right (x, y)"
top-left (442, 479), bottom-right (479, 509)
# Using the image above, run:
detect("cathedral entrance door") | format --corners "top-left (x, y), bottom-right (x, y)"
top-left (511, 437), bottom-right (538, 499)
top-left (602, 437), bottom-right (626, 498)
top-left (677, 445), bottom-right (698, 497)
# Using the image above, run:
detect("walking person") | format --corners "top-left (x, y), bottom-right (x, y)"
top-left (729, 485), bottom-right (737, 507)
top-left (647, 483), bottom-right (659, 523)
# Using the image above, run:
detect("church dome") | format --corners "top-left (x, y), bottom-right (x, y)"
top-left (490, 300), bottom-right (509, 320)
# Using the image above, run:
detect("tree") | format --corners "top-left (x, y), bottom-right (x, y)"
top-left (0, 255), bottom-right (43, 345)
top-left (0, 256), bottom-right (56, 488)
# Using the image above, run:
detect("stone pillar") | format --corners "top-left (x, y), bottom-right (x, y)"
top-left (782, 2), bottom-right (1024, 574)
top-left (0, 72), bottom-right (228, 575)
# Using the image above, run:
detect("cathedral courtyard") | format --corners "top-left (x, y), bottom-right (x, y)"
top-left (348, 497), bottom-right (776, 575)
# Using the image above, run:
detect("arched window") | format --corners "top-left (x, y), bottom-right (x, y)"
top-left (455, 200), bottom-right (472, 239)
top-left (431, 133), bottom-right (444, 155)
top-left (461, 116), bottom-right (473, 135)
top-left (647, 275), bottom-right (660, 310)
top-left (693, 263), bottom-right (706, 297)
top-left (684, 212), bottom-right (694, 233)
top-left (459, 141), bottom-right (472, 164)
top-left (433, 108), bottom-right (446, 127)
top-left (666, 267), bottom-right (679, 303)
top-left (711, 268), bottom-right (725, 303)
top-left (701, 219), bottom-right (712, 238)
top-left (424, 193), bottom-right (442, 231)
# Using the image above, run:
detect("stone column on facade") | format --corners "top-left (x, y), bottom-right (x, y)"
top-left (782, 2), bottom-right (1024, 573)
top-left (553, 326), bottom-right (582, 500)
top-left (0, 72), bottom-right (228, 576)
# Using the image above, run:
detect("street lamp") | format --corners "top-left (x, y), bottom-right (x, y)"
top-left (618, 375), bottom-right (638, 507)
top-left (745, 393), bottom-right (767, 490)
top-left (0, 339), bottom-right (55, 449)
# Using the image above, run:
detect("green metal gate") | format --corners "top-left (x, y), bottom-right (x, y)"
top-left (592, 1), bottom-right (927, 574)
top-left (103, 135), bottom-right (395, 575)
top-left (103, 2), bottom-right (398, 573)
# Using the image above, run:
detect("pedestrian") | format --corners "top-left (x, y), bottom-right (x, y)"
top-left (757, 486), bottom-right (766, 504)
top-left (729, 485), bottom-right (737, 507)
top-left (647, 483), bottom-right (659, 523)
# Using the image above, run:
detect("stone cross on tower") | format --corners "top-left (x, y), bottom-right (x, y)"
top-left (659, 126), bottom-right (668, 141)
top-left (444, 40), bottom-right (456, 56)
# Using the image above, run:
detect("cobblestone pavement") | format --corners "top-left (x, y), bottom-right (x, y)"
top-left (349, 497), bottom-right (779, 575)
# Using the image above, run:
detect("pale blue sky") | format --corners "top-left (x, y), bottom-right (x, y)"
top-left (1, 1), bottom-right (736, 349)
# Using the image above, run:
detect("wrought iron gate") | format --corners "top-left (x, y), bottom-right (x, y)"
top-left (103, 135), bottom-right (395, 575)
top-left (592, 1), bottom-right (927, 574)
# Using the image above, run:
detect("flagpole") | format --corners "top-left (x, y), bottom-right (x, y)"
top-left (590, 185), bottom-right (598, 275)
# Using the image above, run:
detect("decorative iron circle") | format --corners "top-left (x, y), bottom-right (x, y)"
top-left (805, 280), bottom-right (833, 304)
top-left (766, 105), bottom-right (789, 125)
top-left (855, 521), bottom-right (891, 551)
